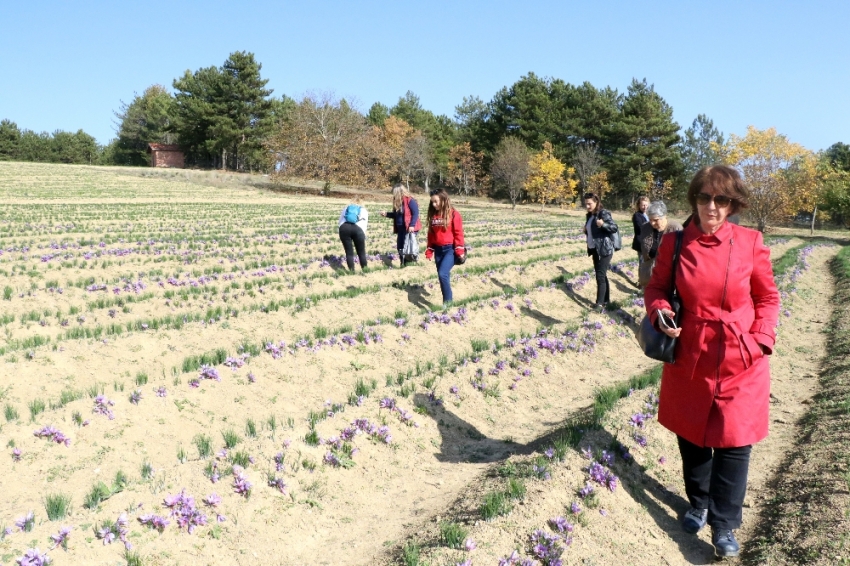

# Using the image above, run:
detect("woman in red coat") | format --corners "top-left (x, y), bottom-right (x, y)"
top-left (644, 165), bottom-right (780, 558)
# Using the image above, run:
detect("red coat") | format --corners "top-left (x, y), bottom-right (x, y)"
top-left (644, 221), bottom-right (780, 448)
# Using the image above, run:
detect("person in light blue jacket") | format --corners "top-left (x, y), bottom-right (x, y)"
top-left (338, 196), bottom-right (369, 271)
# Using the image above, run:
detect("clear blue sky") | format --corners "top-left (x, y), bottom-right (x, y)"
top-left (1, 0), bottom-right (847, 151)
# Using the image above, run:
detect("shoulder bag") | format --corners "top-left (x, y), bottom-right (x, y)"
top-left (637, 231), bottom-right (683, 363)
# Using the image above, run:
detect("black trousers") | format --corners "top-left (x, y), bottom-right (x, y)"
top-left (338, 223), bottom-right (367, 271)
top-left (590, 249), bottom-right (611, 306)
top-left (677, 436), bottom-right (752, 531)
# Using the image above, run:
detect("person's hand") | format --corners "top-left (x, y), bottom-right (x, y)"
top-left (425, 248), bottom-right (434, 261)
top-left (407, 226), bottom-right (415, 233)
top-left (454, 246), bottom-right (465, 257)
top-left (380, 211), bottom-right (387, 217)
top-left (658, 308), bottom-right (681, 338)
top-left (596, 218), bottom-right (604, 228)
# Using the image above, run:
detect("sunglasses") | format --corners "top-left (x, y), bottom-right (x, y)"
top-left (696, 193), bottom-right (734, 208)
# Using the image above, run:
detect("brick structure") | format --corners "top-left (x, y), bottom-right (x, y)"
top-left (147, 144), bottom-right (185, 168)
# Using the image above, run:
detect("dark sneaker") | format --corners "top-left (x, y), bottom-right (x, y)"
top-left (681, 507), bottom-right (708, 534)
top-left (712, 528), bottom-right (740, 558)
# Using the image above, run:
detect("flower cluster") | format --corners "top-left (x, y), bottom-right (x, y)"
top-left (232, 466), bottom-right (252, 497)
top-left (586, 460), bottom-right (618, 492)
top-left (92, 395), bottom-right (115, 419)
top-left (530, 528), bottom-right (568, 565)
top-left (379, 397), bottom-right (417, 427)
top-left (163, 490), bottom-right (208, 533)
top-left (199, 365), bottom-right (220, 381)
top-left (96, 513), bottom-right (131, 549)
top-left (33, 426), bottom-right (71, 446)
top-left (138, 514), bottom-right (170, 532)
top-left (498, 550), bottom-right (536, 566)
top-left (15, 548), bottom-right (51, 566)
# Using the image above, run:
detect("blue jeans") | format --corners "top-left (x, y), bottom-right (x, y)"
top-left (434, 244), bottom-right (455, 303)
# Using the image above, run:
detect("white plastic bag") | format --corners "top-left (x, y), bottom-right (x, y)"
top-left (402, 233), bottom-right (419, 262)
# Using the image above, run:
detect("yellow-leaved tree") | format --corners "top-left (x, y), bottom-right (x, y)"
top-left (714, 126), bottom-right (815, 232)
top-left (585, 171), bottom-right (611, 200)
top-left (524, 142), bottom-right (577, 210)
top-left (640, 171), bottom-right (674, 202)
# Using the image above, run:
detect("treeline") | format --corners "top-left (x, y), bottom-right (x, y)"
top-left (2, 49), bottom-right (850, 226)
top-left (0, 121), bottom-right (103, 165)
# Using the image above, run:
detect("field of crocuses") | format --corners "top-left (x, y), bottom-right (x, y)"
top-left (0, 162), bottom-right (843, 566)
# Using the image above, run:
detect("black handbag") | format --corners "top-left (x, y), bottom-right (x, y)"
top-left (637, 231), bottom-right (684, 363)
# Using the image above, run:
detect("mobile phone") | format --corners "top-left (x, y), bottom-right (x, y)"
top-left (656, 310), bottom-right (678, 330)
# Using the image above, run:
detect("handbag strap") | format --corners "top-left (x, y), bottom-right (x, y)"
top-left (670, 231), bottom-right (684, 299)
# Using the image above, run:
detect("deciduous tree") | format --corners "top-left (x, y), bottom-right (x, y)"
top-left (716, 126), bottom-right (813, 232)
top-left (573, 144), bottom-right (601, 192)
top-left (490, 137), bottom-right (530, 209)
top-left (267, 91), bottom-right (382, 187)
top-left (524, 141), bottom-right (577, 210)
top-left (447, 142), bottom-right (487, 197)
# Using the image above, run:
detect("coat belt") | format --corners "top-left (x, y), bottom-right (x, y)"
top-left (679, 305), bottom-right (753, 378)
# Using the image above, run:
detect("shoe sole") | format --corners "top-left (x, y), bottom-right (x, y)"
top-left (715, 548), bottom-right (740, 558)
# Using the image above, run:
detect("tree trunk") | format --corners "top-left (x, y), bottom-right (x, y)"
top-left (811, 205), bottom-right (817, 235)
top-left (221, 148), bottom-right (227, 170)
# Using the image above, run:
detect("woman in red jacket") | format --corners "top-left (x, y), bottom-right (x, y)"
top-left (424, 189), bottom-right (465, 304)
top-left (645, 165), bottom-right (780, 558)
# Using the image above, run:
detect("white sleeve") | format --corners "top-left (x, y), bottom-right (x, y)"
top-left (358, 207), bottom-right (368, 234)
top-left (338, 207), bottom-right (347, 228)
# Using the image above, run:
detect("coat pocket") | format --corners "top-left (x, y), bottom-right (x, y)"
top-left (740, 332), bottom-right (765, 368)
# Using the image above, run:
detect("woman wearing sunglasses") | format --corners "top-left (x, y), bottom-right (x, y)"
top-left (644, 165), bottom-right (780, 558)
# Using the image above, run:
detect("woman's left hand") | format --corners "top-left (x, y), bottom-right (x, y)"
top-left (407, 226), bottom-right (415, 233)
top-left (596, 218), bottom-right (604, 227)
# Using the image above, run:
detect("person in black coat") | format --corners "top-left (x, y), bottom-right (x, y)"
top-left (631, 195), bottom-right (649, 261)
top-left (583, 192), bottom-right (619, 310)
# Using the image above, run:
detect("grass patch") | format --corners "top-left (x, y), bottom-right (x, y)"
top-left (43, 493), bottom-right (72, 520)
top-left (221, 429), bottom-right (241, 449)
top-left (439, 521), bottom-right (468, 549)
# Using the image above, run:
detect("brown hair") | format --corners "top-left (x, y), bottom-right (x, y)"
top-left (635, 195), bottom-right (649, 212)
top-left (583, 192), bottom-right (603, 215)
top-left (687, 165), bottom-right (749, 221)
top-left (427, 188), bottom-right (453, 230)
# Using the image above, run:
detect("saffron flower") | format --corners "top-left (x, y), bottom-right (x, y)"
top-left (15, 548), bottom-right (51, 566)
top-left (155, 386), bottom-right (167, 397)
top-left (129, 389), bottom-right (142, 405)
top-left (12, 447), bottom-right (22, 461)
top-left (464, 538), bottom-right (477, 551)
top-left (49, 526), bottom-right (71, 550)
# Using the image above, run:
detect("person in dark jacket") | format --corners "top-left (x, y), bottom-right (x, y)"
top-left (583, 192), bottom-right (618, 310)
top-left (380, 185), bottom-right (421, 267)
top-left (631, 195), bottom-right (650, 261)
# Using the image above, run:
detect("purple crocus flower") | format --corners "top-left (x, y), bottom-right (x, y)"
top-left (15, 548), bottom-right (51, 566)
top-left (12, 448), bottom-right (21, 461)
top-left (49, 526), bottom-right (72, 549)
